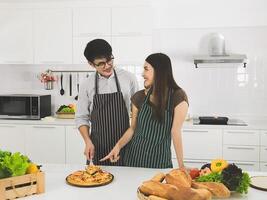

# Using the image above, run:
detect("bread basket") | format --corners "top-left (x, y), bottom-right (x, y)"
top-left (137, 188), bottom-right (149, 200)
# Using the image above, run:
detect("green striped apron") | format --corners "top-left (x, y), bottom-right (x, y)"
top-left (124, 89), bottom-right (173, 168)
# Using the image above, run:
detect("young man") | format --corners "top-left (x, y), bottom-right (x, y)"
top-left (75, 39), bottom-right (138, 166)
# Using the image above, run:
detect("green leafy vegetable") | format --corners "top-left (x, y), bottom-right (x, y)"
top-left (196, 172), bottom-right (222, 182)
top-left (0, 149), bottom-right (30, 179)
top-left (236, 172), bottom-right (251, 194)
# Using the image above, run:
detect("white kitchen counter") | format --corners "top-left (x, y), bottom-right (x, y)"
top-left (19, 165), bottom-right (267, 200)
top-left (0, 117), bottom-right (267, 129)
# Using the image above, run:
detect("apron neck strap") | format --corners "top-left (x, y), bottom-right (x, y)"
top-left (95, 69), bottom-right (121, 95)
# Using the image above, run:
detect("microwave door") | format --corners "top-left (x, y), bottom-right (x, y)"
top-left (0, 97), bottom-right (31, 119)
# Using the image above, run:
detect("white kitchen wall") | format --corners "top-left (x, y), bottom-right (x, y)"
top-left (0, 0), bottom-right (267, 119)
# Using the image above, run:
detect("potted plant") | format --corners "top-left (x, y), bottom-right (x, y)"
top-left (38, 70), bottom-right (57, 90)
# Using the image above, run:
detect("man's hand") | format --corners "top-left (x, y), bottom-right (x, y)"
top-left (84, 141), bottom-right (95, 161)
top-left (100, 144), bottom-right (120, 163)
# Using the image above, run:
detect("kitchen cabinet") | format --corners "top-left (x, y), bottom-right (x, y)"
top-left (224, 129), bottom-right (260, 146)
top-left (261, 130), bottom-right (267, 146)
top-left (0, 124), bottom-right (26, 154)
top-left (0, 9), bottom-right (33, 64)
top-left (260, 163), bottom-right (267, 172)
top-left (181, 129), bottom-right (223, 160)
top-left (172, 159), bottom-right (210, 169)
top-left (112, 6), bottom-right (152, 35)
top-left (73, 36), bottom-right (111, 64)
top-left (25, 125), bottom-right (65, 164)
top-left (112, 36), bottom-right (152, 64)
top-left (223, 145), bottom-right (259, 162)
top-left (33, 9), bottom-right (72, 64)
top-left (65, 126), bottom-right (86, 164)
top-left (73, 7), bottom-right (111, 37)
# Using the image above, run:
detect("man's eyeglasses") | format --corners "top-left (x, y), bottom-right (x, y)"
top-left (93, 56), bottom-right (114, 68)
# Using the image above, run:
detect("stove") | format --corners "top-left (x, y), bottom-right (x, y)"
top-left (193, 116), bottom-right (247, 126)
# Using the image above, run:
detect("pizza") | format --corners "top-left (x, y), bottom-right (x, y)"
top-left (66, 165), bottom-right (113, 187)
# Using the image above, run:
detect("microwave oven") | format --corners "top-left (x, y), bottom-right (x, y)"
top-left (0, 94), bottom-right (51, 120)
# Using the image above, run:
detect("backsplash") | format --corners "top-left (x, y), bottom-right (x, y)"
top-left (0, 0), bottom-right (267, 119)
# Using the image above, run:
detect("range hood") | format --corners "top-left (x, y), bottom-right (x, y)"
top-left (193, 33), bottom-right (247, 68)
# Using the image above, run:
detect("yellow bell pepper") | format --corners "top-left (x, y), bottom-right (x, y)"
top-left (211, 159), bottom-right (228, 173)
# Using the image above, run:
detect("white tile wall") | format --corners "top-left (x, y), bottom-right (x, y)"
top-left (0, 0), bottom-right (267, 118)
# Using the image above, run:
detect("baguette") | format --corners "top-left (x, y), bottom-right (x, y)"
top-left (139, 181), bottom-right (178, 200)
top-left (151, 173), bottom-right (165, 182)
top-left (192, 182), bottom-right (230, 198)
top-left (165, 169), bottom-right (192, 188)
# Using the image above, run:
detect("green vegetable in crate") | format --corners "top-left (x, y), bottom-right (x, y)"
top-left (0, 150), bottom-right (30, 179)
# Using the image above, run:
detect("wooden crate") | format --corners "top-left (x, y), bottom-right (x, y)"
top-left (0, 171), bottom-right (45, 200)
top-left (56, 112), bottom-right (75, 119)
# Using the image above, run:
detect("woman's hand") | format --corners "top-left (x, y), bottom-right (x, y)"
top-left (100, 144), bottom-right (121, 163)
top-left (84, 141), bottom-right (95, 161)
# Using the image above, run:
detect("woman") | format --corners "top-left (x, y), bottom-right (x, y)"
top-left (101, 53), bottom-right (188, 169)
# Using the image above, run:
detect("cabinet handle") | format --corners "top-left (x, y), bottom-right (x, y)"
top-left (183, 130), bottom-right (208, 133)
top-left (226, 131), bottom-right (255, 135)
top-left (234, 163), bottom-right (255, 166)
top-left (227, 147), bottom-right (255, 150)
top-left (0, 125), bottom-right (16, 128)
top-left (185, 160), bottom-right (207, 164)
top-left (3, 61), bottom-right (28, 64)
top-left (39, 61), bottom-right (65, 64)
top-left (32, 126), bottom-right (56, 129)
top-left (77, 33), bottom-right (108, 37)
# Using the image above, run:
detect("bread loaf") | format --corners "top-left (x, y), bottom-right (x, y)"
top-left (151, 173), bottom-right (165, 182)
top-left (139, 181), bottom-right (178, 200)
top-left (165, 169), bottom-right (192, 188)
top-left (140, 180), bottom-right (211, 200)
top-left (192, 182), bottom-right (230, 198)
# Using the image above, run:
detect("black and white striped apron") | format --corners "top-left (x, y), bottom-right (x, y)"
top-left (90, 70), bottom-right (129, 166)
top-left (124, 89), bottom-right (173, 168)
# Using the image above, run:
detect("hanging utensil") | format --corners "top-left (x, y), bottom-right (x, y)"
top-left (75, 73), bottom-right (79, 100)
top-left (69, 73), bottom-right (72, 96)
top-left (60, 73), bottom-right (64, 95)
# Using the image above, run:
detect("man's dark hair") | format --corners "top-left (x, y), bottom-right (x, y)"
top-left (84, 39), bottom-right (112, 62)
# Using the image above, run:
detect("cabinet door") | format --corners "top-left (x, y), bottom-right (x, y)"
top-left (182, 129), bottom-right (223, 160)
top-left (0, 9), bottom-right (33, 64)
top-left (0, 124), bottom-right (25, 154)
top-left (112, 36), bottom-right (152, 65)
top-left (224, 129), bottom-right (260, 146)
top-left (25, 125), bottom-right (65, 164)
top-left (73, 36), bottom-right (111, 64)
top-left (223, 145), bottom-right (259, 162)
top-left (260, 163), bottom-right (267, 172)
top-left (66, 126), bottom-right (86, 164)
top-left (73, 7), bottom-right (111, 37)
top-left (112, 6), bottom-right (152, 35)
top-left (33, 9), bottom-right (72, 64)
top-left (261, 130), bottom-right (267, 146)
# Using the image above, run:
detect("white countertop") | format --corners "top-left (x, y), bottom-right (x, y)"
top-left (19, 165), bottom-right (267, 200)
top-left (1, 117), bottom-right (267, 129)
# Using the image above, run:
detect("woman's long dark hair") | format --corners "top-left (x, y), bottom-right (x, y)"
top-left (145, 53), bottom-right (180, 122)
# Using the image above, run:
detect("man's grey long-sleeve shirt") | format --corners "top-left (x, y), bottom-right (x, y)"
top-left (75, 67), bottom-right (139, 128)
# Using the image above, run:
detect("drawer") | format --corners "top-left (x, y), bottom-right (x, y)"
top-left (223, 145), bottom-right (259, 162)
top-left (260, 147), bottom-right (267, 162)
top-left (223, 129), bottom-right (260, 146)
top-left (261, 130), bottom-right (267, 146)
top-left (260, 163), bottom-right (267, 172)
top-left (182, 129), bottom-right (223, 160)
top-left (227, 161), bottom-right (259, 171)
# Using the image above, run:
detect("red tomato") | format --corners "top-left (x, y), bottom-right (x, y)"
top-left (189, 168), bottom-right (200, 179)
